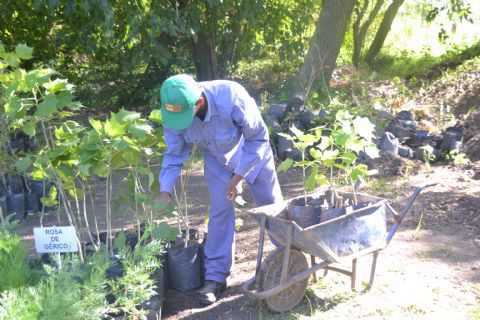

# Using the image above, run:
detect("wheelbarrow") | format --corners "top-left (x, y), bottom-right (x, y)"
top-left (242, 184), bottom-right (433, 312)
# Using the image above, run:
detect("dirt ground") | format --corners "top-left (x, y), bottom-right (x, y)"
top-left (11, 156), bottom-right (480, 320)
top-left (156, 161), bottom-right (480, 320)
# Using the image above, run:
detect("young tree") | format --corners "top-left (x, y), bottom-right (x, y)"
top-left (293, 0), bottom-right (356, 99)
top-left (352, 0), bottom-right (386, 67)
top-left (364, 0), bottom-right (405, 67)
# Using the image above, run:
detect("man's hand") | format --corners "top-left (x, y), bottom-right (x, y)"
top-left (226, 174), bottom-right (243, 201)
top-left (156, 191), bottom-right (171, 204)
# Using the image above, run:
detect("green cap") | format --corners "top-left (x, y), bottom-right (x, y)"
top-left (160, 74), bottom-right (201, 130)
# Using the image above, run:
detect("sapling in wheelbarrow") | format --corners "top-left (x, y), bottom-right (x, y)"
top-left (243, 183), bottom-right (435, 312)
top-left (277, 110), bottom-right (379, 227)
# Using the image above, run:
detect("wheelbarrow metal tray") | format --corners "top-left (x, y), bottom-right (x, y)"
top-left (248, 191), bottom-right (391, 263)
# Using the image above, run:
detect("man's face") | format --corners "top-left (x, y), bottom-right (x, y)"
top-left (194, 95), bottom-right (205, 115)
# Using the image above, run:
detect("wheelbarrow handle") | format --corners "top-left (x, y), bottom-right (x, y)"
top-left (385, 182), bottom-right (437, 245)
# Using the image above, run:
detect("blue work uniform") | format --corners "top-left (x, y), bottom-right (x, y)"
top-left (159, 80), bottom-right (283, 283)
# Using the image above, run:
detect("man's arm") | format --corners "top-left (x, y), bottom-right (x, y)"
top-left (231, 93), bottom-right (269, 179)
top-left (159, 128), bottom-right (190, 196)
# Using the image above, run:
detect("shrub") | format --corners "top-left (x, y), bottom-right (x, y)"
top-left (0, 231), bottom-right (30, 292)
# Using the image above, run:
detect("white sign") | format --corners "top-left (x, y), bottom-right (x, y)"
top-left (33, 226), bottom-right (79, 253)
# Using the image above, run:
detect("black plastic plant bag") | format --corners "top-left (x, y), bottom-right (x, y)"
top-left (25, 192), bottom-right (39, 215)
top-left (7, 192), bottom-right (25, 217)
top-left (288, 197), bottom-right (321, 228)
top-left (167, 243), bottom-right (203, 292)
top-left (0, 195), bottom-right (7, 216)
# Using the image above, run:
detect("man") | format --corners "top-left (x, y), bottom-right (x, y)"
top-left (158, 74), bottom-right (283, 305)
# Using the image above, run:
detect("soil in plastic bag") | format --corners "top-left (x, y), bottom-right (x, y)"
top-left (25, 192), bottom-right (39, 215)
top-left (288, 197), bottom-right (321, 228)
top-left (320, 202), bottom-right (371, 223)
top-left (167, 243), bottom-right (203, 292)
top-left (7, 192), bottom-right (25, 217)
top-left (0, 195), bottom-right (7, 216)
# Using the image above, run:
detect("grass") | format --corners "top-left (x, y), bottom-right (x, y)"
top-left (364, 175), bottom-right (398, 196)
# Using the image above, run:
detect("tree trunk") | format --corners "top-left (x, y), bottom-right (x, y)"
top-left (352, 0), bottom-right (385, 66)
top-left (364, 0), bottom-right (405, 67)
top-left (191, 2), bottom-right (219, 81)
top-left (191, 31), bottom-right (219, 81)
top-left (293, 0), bottom-right (356, 99)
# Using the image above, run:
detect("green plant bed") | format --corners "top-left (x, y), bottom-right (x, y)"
top-left (0, 229), bottom-right (166, 320)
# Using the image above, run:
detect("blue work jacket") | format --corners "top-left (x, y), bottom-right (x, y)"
top-left (159, 80), bottom-right (271, 193)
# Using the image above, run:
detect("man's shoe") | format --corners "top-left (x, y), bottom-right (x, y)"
top-left (198, 280), bottom-right (226, 305)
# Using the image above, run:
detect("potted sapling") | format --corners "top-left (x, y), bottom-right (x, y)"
top-left (277, 109), bottom-right (379, 227)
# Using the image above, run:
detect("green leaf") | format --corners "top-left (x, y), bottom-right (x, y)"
top-left (310, 148), bottom-right (322, 160)
top-left (128, 123), bottom-right (153, 139)
top-left (137, 167), bottom-right (155, 190)
top-left (277, 158), bottom-right (293, 173)
top-left (151, 222), bottom-right (178, 241)
top-left (35, 94), bottom-right (58, 116)
top-left (122, 136), bottom-right (140, 151)
top-left (350, 164), bottom-right (369, 181)
top-left (341, 152), bottom-right (356, 165)
top-left (4, 96), bottom-right (22, 116)
top-left (290, 124), bottom-right (304, 138)
top-left (353, 117), bottom-right (376, 141)
top-left (57, 164), bottom-right (75, 183)
top-left (67, 101), bottom-right (83, 110)
top-left (105, 117), bottom-right (125, 138)
top-left (331, 130), bottom-right (349, 146)
top-left (43, 78), bottom-right (68, 94)
top-left (110, 152), bottom-right (126, 170)
top-left (56, 90), bottom-right (74, 107)
top-left (15, 156), bottom-right (32, 172)
top-left (32, 168), bottom-right (48, 180)
top-left (25, 69), bottom-right (57, 89)
top-left (149, 109), bottom-right (162, 123)
top-left (92, 163), bottom-right (108, 177)
top-left (322, 149), bottom-right (339, 162)
top-left (116, 109), bottom-right (141, 123)
top-left (315, 174), bottom-right (328, 187)
top-left (78, 164), bottom-right (92, 177)
top-left (68, 188), bottom-right (84, 198)
top-left (23, 120), bottom-right (37, 136)
top-left (345, 138), bottom-right (365, 153)
top-left (89, 118), bottom-right (103, 134)
top-left (335, 110), bottom-right (353, 121)
top-left (41, 186), bottom-right (58, 207)
top-left (122, 149), bottom-right (141, 164)
top-left (15, 44), bottom-right (33, 60)
top-left (113, 231), bottom-right (127, 251)
top-left (305, 168), bottom-right (317, 192)
top-left (4, 53), bottom-right (20, 67)
top-left (317, 136), bottom-right (331, 151)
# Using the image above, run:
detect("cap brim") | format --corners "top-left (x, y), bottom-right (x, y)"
top-left (161, 105), bottom-right (195, 131)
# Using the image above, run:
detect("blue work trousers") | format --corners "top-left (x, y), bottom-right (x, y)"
top-left (203, 152), bottom-right (283, 283)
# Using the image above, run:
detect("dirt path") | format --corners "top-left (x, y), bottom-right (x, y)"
top-left (10, 158), bottom-right (480, 319)
top-left (161, 163), bottom-right (480, 320)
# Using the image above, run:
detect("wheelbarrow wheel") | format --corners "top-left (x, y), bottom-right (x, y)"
top-left (259, 248), bottom-right (309, 312)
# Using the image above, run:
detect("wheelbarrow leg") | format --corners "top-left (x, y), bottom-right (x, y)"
top-left (351, 250), bottom-right (379, 293)
top-left (310, 255), bottom-right (317, 283)
top-left (280, 223), bottom-right (294, 284)
top-left (254, 215), bottom-right (267, 287)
